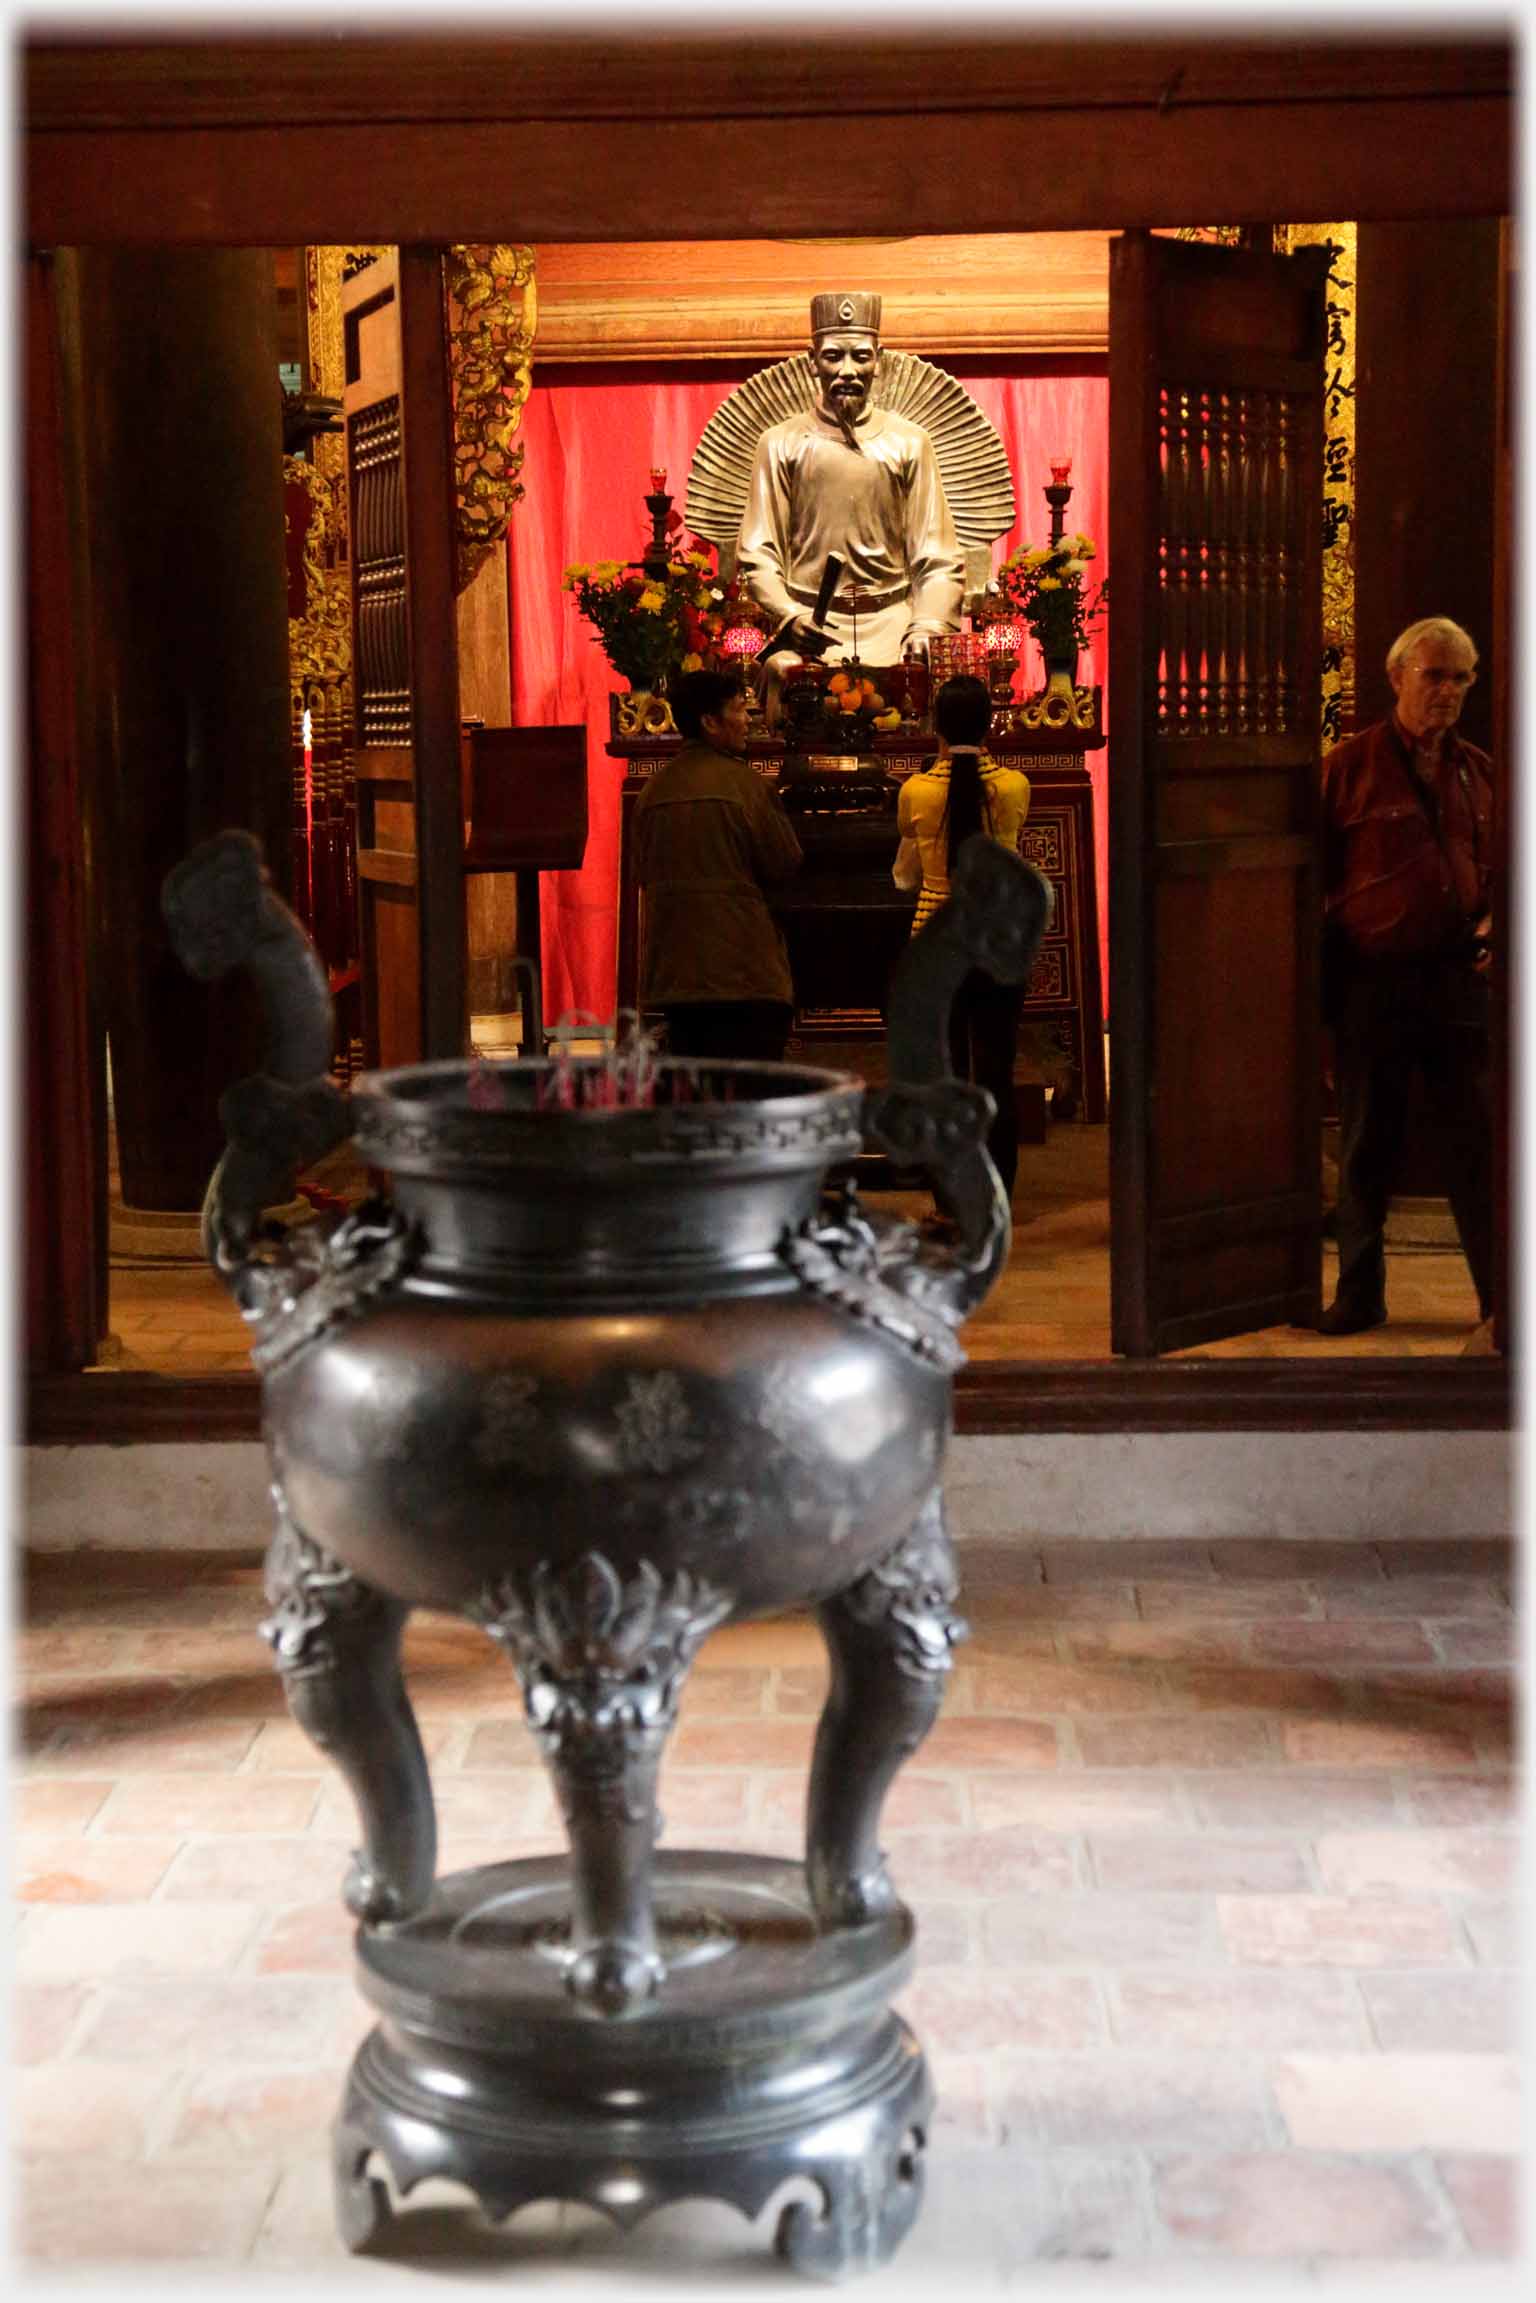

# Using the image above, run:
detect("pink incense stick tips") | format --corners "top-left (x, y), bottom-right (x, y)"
top-left (467, 1056), bottom-right (505, 1111)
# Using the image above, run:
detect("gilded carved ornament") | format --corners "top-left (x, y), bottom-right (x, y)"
top-left (284, 456), bottom-right (353, 689)
top-left (292, 246), bottom-right (385, 696)
top-left (300, 242), bottom-right (539, 621)
top-left (446, 243), bottom-right (538, 596)
top-left (1280, 222), bottom-right (1357, 745)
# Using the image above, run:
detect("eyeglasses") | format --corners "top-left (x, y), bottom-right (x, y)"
top-left (1407, 662), bottom-right (1475, 688)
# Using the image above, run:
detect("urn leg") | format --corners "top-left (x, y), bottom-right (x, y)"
top-left (469, 1554), bottom-right (731, 2018)
top-left (806, 1491), bottom-right (966, 1929)
top-left (260, 1493), bottom-right (436, 1924)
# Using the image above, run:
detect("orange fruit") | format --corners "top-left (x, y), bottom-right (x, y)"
top-left (828, 672), bottom-right (850, 695)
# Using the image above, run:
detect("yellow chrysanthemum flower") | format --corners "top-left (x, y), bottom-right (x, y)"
top-left (1036, 576), bottom-right (1062, 592)
top-left (680, 651), bottom-right (704, 673)
top-left (561, 563), bottom-right (590, 588)
top-left (591, 560), bottom-right (623, 583)
top-left (638, 586), bottom-right (667, 612)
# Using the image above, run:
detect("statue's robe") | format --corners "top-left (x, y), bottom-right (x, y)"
top-left (735, 405), bottom-right (964, 667)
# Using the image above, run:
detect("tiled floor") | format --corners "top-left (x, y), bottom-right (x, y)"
top-left (15, 1534), bottom-right (1523, 2283)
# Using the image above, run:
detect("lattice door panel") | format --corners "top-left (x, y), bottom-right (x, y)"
top-left (349, 395), bottom-right (411, 747)
top-left (1157, 385), bottom-right (1311, 742)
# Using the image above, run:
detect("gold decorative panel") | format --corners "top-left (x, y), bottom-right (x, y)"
top-left (447, 243), bottom-right (537, 596)
top-left (284, 456), bottom-right (351, 686)
top-left (1280, 222), bottom-right (1357, 743)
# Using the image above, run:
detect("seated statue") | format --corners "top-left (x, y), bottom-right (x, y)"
top-left (685, 292), bottom-right (1015, 674)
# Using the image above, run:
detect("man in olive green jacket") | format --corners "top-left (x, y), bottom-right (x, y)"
top-left (634, 670), bottom-right (804, 1060)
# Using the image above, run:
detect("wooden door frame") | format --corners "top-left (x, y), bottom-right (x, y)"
top-left (343, 247), bottom-right (467, 1068)
top-left (20, 29), bottom-right (1514, 1431)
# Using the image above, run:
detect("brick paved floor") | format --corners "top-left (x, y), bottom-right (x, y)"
top-left (14, 1535), bottom-right (1524, 2285)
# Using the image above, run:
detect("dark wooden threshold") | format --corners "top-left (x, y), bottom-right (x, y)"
top-left (953, 1356), bottom-right (1512, 1432)
top-left (25, 1355), bottom-right (1513, 1445)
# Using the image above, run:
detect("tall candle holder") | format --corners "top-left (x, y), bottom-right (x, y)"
top-left (1044, 457), bottom-right (1074, 547)
top-left (641, 465), bottom-right (672, 581)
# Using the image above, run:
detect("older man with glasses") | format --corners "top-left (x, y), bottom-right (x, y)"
top-left (1317, 617), bottom-right (1494, 1336)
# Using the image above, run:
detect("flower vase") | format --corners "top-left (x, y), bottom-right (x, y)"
top-left (1044, 655), bottom-right (1078, 702)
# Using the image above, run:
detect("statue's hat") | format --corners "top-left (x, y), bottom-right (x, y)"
top-left (810, 291), bottom-right (882, 338)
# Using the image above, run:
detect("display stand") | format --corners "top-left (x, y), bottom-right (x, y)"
top-left (462, 724), bottom-right (588, 1056)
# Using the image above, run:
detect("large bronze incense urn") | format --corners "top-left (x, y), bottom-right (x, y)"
top-left (163, 827), bottom-right (1050, 2279)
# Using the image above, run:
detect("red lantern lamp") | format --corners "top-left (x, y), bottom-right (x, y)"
top-left (720, 620), bottom-right (766, 661)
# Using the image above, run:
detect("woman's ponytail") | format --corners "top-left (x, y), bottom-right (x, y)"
top-left (944, 749), bottom-right (987, 872)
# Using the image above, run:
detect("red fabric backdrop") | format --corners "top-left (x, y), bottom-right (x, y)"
top-left (507, 363), bottom-right (1109, 1028)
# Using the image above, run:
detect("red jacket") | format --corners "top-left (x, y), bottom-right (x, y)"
top-left (1321, 714), bottom-right (1492, 958)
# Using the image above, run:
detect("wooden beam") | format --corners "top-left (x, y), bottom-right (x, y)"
top-left (533, 234), bottom-right (1113, 364)
top-left (23, 35), bottom-right (1511, 130)
top-left (28, 104), bottom-right (1510, 247)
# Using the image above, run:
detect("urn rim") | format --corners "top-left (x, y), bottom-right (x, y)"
top-left (348, 1055), bottom-right (869, 1177)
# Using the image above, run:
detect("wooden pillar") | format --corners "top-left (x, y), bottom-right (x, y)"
top-left (61, 248), bottom-right (292, 1209)
top-left (1490, 217), bottom-right (1514, 1352)
top-left (1354, 220), bottom-right (1500, 746)
top-left (25, 252), bottom-right (104, 1370)
top-left (456, 548), bottom-right (520, 1017)
top-left (1352, 219), bottom-right (1505, 1238)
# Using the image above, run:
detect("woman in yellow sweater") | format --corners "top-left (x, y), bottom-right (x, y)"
top-left (893, 675), bottom-right (1032, 1195)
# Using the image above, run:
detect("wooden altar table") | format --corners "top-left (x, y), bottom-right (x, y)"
top-left (607, 713), bottom-right (1107, 1124)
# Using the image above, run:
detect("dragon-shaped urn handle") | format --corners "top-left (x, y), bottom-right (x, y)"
top-left (857, 835), bottom-right (1054, 1324)
top-left (160, 831), bottom-right (358, 1319)
top-left (162, 828), bottom-right (1051, 1344)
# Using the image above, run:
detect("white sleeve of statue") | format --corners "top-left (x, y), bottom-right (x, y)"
top-left (902, 437), bottom-right (965, 638)
top-left (735, 436), bottom-right (799, 627)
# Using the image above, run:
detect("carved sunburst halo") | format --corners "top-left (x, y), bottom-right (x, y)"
top-left (684, 349), bottom-right (1017, 578)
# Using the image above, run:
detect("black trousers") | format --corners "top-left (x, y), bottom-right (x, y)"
top-left (1331, 948), bottom-right (1493, 1317)
top-left (947, 969), bottom-right (1026, 1199)
top-left (661, 1001), bottom-right (793, 1063)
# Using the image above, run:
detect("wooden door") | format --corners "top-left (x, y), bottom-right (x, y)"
top-left (1109, 230), bottom-right (1330, 1356)
top-left (343, 246), bottom-right (466, 1068)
